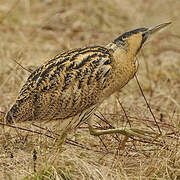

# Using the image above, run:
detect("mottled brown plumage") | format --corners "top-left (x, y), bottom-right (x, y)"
top-left (5, 22), bottom-right (171, 142)
top-left (7, 47), bottom-right (115, 123)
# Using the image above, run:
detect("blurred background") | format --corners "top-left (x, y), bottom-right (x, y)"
top-left (0, 0), bottom-right (179, 179)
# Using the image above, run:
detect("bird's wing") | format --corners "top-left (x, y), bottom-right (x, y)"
top-left (17, 46), bottom-right (113, 103)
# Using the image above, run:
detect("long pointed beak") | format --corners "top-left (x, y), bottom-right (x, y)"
top-left (142, 22), bottom-right (171, 44)
top-left (147, 22), bottom-right (171, 35)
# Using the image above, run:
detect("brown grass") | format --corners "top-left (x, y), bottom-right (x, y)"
top-left (0, 0), bottom-right (179, 179)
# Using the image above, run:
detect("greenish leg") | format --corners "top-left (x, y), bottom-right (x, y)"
top-left (88, 118), bottom-right (158, 149)
top-left (120, 136), bottom-right (129, 150)
top-left (57, 132), bottom-right (67, 146)
top-left (56, 132), bottom-right (68, 153)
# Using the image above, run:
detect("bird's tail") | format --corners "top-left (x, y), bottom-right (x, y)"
top-left (5, 100), bottom-right (33, 124)
top-left (5, 103), bottom-right (20, 124)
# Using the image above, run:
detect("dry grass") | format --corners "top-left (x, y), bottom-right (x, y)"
top-left (0, 0), bottom-right (180, 179)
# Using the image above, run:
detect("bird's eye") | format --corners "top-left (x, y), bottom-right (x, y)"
top-left (141, 33), bottom-right (148, 44)
top-left (142, 33), bottom-right (146, 38)
top-left (121, 36), bottom-right (125, 41)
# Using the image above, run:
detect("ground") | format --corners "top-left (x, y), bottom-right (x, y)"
top-left (0, 0), bottom-right (179, 179)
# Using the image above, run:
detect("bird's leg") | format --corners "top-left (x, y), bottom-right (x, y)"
top-left (56, 115), bottom-right (80, 150)
top-left (120, 135), bottom-right (129, 150)
top-left (78, 106), bottom-right (156, 149)
top-left (78, 105), bottom-right (158, 149)
top-left (55, 132), bottom-right (67, 153)
top-left (88, 118), bottom-right (158, 149)
top-left (55, 120), bottom-right (72, 151)
top-left (88, 119), bottom-right (155, 138)
top-left (57, 132), bottom-right (67, 147)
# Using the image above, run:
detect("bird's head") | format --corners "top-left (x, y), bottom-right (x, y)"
top-left (110, 22), bottom-right (171, 56)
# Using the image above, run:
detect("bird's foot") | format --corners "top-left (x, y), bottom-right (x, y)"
top-left (88, 125), bottom-right (160, 150)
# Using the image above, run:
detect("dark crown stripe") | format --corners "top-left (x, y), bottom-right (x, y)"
top-left (113, 28), bottom-right (147, 44)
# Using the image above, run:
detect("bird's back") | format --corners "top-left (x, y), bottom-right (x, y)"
top-left (5, 46), bottom-right (114, 124)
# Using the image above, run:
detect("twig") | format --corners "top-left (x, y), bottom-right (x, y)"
top-left (98, 136), bottom-right (109, 152)
top-left (135, 74), bottom-right (162, 135)
top-left (103, 113), bottom-right (175, 129)
top-left (12, 59), bottom-right (32, 73)
top-left (117, 99), bottom-right (131, 128)
top-left (94, 113), bottom-right (114, 128)
top-left (0, 122), bottom-right (55, 139)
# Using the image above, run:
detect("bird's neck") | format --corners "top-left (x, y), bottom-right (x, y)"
top-left (106, 42), bottom-right (137, 89)
top-left (106, 42), bottom-right (136, 65)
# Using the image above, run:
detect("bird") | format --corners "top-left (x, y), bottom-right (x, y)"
top-left (5, 22), bottom-right (171, 146)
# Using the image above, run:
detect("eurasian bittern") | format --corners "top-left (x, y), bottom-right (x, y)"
top-left (5, 22), bottom-right (171, 146)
